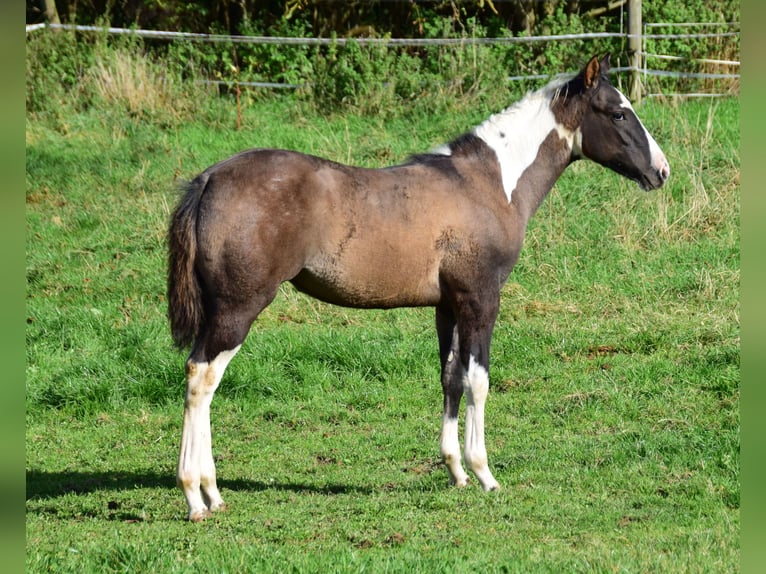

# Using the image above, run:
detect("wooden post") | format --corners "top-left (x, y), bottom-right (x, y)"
top-left (43, 0), bottom-right (61, 25)
top-left (628, 0), bottom-right (642, 103)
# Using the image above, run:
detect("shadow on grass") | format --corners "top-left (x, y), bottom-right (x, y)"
top-left (25, 469), bottom-right (375, 502)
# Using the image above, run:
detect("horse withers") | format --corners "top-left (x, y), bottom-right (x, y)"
top-left (168, 54), bottom-right (669, 521)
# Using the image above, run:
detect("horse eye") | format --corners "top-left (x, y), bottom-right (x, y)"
top-left (612, 111), bottom-right (626, 121)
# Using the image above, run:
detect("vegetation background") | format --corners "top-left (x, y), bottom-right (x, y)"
top-left (26, 1), bottom-right (739, 572)
top-left (26, 0), bottom-right (740, 115)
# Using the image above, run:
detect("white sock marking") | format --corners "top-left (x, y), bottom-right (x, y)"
top-left (440, 414), bottom-right (469, 487)
top-left (178, 346), bottom-right (241, 520)
top-left (462, 356), bottom-right (500, 491)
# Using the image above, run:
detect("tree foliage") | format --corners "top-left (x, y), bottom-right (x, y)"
top-left (26, 1), bottom-right (739, 119)
top-left (27, 1), bottom-right (737, 37)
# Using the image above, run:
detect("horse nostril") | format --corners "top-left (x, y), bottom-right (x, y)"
top-left (656, 158), bottom-right (670, 182)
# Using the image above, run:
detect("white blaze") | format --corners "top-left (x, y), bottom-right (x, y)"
top-left (617, 90), bottom-right (670, 179)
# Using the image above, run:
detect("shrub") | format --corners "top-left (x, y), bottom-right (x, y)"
top-left (25, 3), bottom-right (739, 120)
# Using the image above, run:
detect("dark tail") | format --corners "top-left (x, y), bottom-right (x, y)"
top-left (167, 175), bottom-right (208, 349)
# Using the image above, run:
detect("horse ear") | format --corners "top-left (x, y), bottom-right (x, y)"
top-left (599, 53), bottom-right (612, 75)
top-left (583, 55), bottom-right (600, 89)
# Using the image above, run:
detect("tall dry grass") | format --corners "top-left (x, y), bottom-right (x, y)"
top-left (86, 49), bottom-right (191, 120)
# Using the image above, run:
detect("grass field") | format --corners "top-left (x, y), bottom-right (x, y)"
top-left (26, 93), bottom-right (739, 572)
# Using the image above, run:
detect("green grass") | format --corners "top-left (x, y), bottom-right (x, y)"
top-left (26, 94), bottom-right (739, 572)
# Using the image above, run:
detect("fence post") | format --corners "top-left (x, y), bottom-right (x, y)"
top-left (628, 0), bottom-right (642, 103)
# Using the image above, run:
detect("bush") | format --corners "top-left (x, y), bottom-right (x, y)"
top-left (25, 3), bottom-right (739, 121)
top-left (26, 26), bottom-right (211, 125)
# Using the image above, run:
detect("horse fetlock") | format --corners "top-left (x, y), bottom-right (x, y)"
top-left (471, 464), bottom-right (500, 492)
top-left (443, 455), bottom-right (470, 487)
top-left (485, 481), bottom-right (500, 492)
top-left (448, 471), bottom-right (470, 488)
top-left (201, 483), bottom-right (225, 510)
top-left (209, 501), bottom-right (227, 513)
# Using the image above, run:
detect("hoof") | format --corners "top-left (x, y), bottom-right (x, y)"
top-left (189, 508), bottom-right (213, 522)
top-left (449, 476), bottom-right (470, 488)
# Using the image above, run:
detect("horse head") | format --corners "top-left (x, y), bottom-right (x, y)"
top-left (566, 54), bottom-right (670, 190)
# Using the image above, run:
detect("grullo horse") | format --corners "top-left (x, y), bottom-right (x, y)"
top-left (168, 54), bottom-right (669, 521)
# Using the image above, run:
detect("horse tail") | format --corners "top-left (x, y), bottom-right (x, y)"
top-left (167, 175), bottom-right (207, 350)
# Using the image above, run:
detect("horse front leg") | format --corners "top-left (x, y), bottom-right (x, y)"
top-left (436, 306), bottom-right (470, 487)
top-left (178, 345), bottom-right (240, 521)
top-left (462, 352), bottom-right (500, 491)
top-left (457, 295), bottom-right (501, 492)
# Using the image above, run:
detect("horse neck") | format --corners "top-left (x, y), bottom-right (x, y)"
top-left (473, 85), bottom-right (576, 224)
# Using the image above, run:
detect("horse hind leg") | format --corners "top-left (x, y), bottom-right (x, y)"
top-left (177, 341), bottom-right (241, 521)
top-left (176, 300), bottom-right (270, 521)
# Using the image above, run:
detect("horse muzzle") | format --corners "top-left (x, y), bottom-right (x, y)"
top-left (640, 154), bottom-right (670, 191)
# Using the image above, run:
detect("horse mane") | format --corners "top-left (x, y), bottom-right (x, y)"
top-left (400, 70), bottom-right (592, 176)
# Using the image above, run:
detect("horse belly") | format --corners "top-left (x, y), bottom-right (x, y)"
top-left (291, 241), bottom-right (441, 309)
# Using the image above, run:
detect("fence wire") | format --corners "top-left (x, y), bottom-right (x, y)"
top-left (26, 22), bottom-right (740, 98)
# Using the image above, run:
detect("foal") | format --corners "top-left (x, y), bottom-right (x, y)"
top-left (168, 54), bottom-right (669, 521)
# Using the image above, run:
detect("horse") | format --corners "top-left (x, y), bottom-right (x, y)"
top-left (167, 54), bottom-right (669, 521)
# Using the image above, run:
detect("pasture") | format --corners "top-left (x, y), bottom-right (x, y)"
top-left (26, 94), bottom-right (739, 572)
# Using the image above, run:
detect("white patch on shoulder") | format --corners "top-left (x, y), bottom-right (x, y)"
top-left (472, 85), bottom-right (574, 202)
